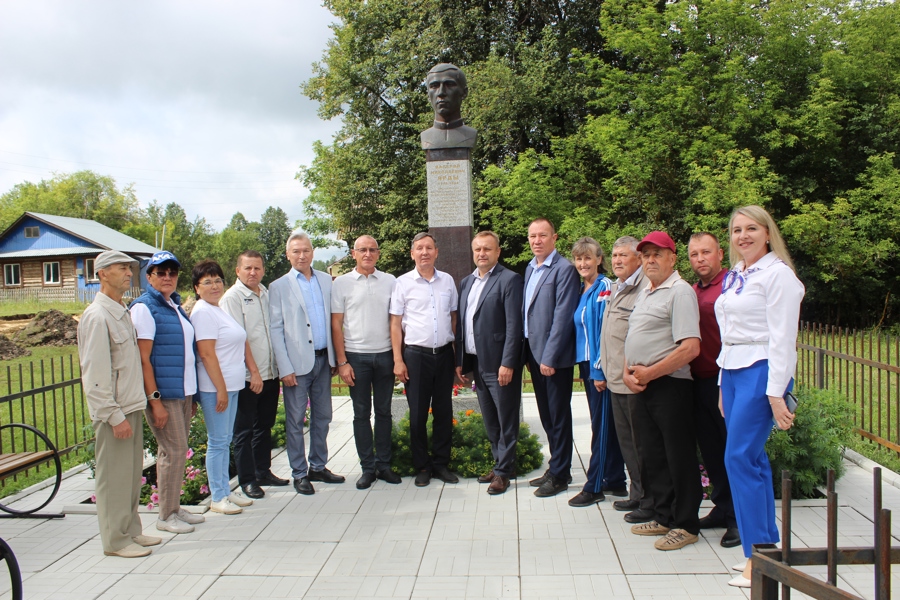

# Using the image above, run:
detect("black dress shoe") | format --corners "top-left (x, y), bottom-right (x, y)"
top-left (414, 470), bottom-right (431, 487)
top-left (356, 472), bottom-right (377, 490)
top-left (241, 482), bottom-right (265, 499)
top-left (698, 513), bottom-right (727, 529)
top-left (433, 465), bottom-right (459, 483)
top-left (623, 508), bottom-right (655, 523)
top-left (478, 470), bottom-right (496, 484)
top-left (257, 471), bottom-right (290, 486)
top-left (530, 470), bottom-right (573, 487)
top-left (568, 490), bottom-right (606, 507)
top-left (308, 468), bottom-right (346, 484)
top-left (376, 469), bottom-right (402, 484)
top-left (534, 475), bottom-right (568, 498)
top-left (720, 527), bottom-right (742, 548)
top-left (293, 477), bottom-right (314, 495)
top-left (613, 499), bottom-right (640, 512)
top-left (603, 487), bottom-right (629, 497)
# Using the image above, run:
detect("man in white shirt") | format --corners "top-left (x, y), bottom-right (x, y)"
top-left (332, 236), bottom-right (402, 489)
top-left (390, 232), bottom-right (459, 487)
top-left (220, 250), bottom-right (289, 500)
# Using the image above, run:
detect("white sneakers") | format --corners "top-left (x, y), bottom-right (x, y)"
top-left (210, 498), bottom-right (243, 514)
top-left (227, 493), bottom-right (253, 507)
top-left (156, 514), bottom-right (195, 534)
top-left (177, 508), bottom-right (206, 524)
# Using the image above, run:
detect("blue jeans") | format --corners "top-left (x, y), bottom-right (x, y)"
top-left (198, 390), bottom-right (239, 502)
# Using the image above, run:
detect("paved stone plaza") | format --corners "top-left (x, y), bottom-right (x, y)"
top-left (1, 393), bottom-right (898, 600)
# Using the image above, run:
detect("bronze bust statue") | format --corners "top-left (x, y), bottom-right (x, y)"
top-left (420, 63), bottom-right (477, 150)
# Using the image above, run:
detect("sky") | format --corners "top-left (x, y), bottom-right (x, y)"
top-left (0, 1), bottom-right (343, 236)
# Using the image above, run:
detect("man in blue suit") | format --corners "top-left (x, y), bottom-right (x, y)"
top-left (456, 231), bottom-right (524, 495)
top-left (269, 230), bottom-right (345, 495)
top-left (523, 218), bottom-right (580, 497)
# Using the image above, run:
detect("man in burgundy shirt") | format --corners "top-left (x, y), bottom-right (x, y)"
top-left (688, 232), bottom-right (740, 548)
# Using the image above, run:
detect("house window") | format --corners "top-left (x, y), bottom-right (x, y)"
top-left (24, 226), bottom-right (39, 238)
top-left (4, 264), bottom-right (21, 286)
top-left (84, 258), bottom-right (98, 282)
top-left (43, 262), bottom-right (60, 285)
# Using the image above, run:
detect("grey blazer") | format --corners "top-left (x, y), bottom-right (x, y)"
top-left (523, 253), bottom-right (580, 369)
top-left (456, 264), bottom-right (524, 375)
top-left (268, 269), bottom-right (335, 378)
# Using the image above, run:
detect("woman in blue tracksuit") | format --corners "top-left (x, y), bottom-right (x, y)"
top-left (716, 206), bottom-right (805, 588)
top-left (568, 237), bottom-right (627, 507)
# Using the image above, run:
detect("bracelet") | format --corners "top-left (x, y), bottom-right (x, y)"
top-left (337, 361), bottom-right (349, 367)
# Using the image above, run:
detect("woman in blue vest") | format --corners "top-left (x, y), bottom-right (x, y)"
top-left (568, 237), bottom-right (627, 508)
top-left (130, 251), bottom-right (205, 535)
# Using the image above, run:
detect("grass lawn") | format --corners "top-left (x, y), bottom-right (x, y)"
top-left (0, 300), bottom-right (87, 318)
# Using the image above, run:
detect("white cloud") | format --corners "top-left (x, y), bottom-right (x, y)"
top-left (0, 0), bottom-right (342, 229)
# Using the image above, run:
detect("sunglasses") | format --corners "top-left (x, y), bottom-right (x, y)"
top-left (151, 269), bottom-right (179, 278)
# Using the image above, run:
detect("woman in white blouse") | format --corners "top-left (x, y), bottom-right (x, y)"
top-left (715, 205), bottom-right (804, 588)
top-left (191, 260), bottom-right (262, 515)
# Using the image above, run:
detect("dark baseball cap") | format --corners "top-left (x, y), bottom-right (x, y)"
top-left (147, 251), bottom-right (181, 268)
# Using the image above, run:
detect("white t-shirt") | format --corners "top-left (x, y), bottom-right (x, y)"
top-left (190, 299), bottom-right (248, 393)
top-left (130, 299), bottom-right (198, 396)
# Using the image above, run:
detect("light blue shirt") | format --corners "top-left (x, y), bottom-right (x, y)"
top-left (524, 249), bottom-right (558, 338)
top-left (294, 269), bottom-right (328, 350)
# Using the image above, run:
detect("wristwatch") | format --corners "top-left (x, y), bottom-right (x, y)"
top-left (148, 390), bottom-right (161, 400)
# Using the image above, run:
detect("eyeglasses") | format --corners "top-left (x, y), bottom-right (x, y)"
top-left (353, 247), bottom-right (379, 254)
top-left (151, 269), bottom-right (179, 278)
top-left (198, 278), bottom-right (224, 287)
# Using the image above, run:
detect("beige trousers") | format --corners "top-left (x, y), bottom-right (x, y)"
top-left (145, 398), bottom-right (192, 520)
top-left (94, 410), bottom-right (144, 553)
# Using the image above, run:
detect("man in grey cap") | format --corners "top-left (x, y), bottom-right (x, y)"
top-left (77, 251), bottom-right (158, 558)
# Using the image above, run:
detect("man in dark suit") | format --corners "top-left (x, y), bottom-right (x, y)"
top-left (523, 218), bottom-right (580, 497)
top-left (456, 231), bottom-right (524, 495)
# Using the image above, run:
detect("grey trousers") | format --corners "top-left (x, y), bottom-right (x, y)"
top-left (610, 390), bottom-right (652, 509)
top-left (472, 355), bottom-right (522, 477)
top-left (283, 354), bottom-right (333, 479)
top-left (94, 410), bottom-right (144, 553)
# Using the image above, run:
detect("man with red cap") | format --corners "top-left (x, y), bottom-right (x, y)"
top-left (623, 231), bottom-right (703, 551)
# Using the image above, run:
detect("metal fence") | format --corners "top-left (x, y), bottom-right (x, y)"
top-left (0, 286), bottom-right (141, 304)
top-left (0, 355), bottom-right (89, 488)
top-left (796, 322), bottom-right (900, 454)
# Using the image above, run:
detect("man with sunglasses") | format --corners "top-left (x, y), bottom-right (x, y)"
top-left (331, 236), bottom-right (401, 489)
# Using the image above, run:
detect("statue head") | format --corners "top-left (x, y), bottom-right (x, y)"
top-left (426, 63), bottom-right (468, 123)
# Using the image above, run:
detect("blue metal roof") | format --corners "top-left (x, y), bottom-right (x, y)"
top-left (10, 212), bottom-right (158, 255)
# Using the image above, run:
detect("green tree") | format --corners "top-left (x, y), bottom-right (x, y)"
top-left (258, 207), bottom-right (292, 285)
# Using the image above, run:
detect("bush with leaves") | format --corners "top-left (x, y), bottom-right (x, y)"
top-left (766, 386), bottom-right (854, 499)
top-left (390, 410), bottom-right (544, 477)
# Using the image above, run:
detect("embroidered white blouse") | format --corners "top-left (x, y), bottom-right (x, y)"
top-left (714, 252), bottom-right (805, 397)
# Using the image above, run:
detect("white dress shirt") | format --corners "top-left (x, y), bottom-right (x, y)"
top-left (390, 268), bottom-right (458, 348)
top-left (464, 266), bottom-right (494, 355)
top-left (714, 252), bottom-right (805, 397)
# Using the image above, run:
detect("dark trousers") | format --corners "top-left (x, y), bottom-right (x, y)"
top-left (526, 341), bottom-right (574, 480)
top-left (347, 350), bottom-right (395, 474)
top-left (579, 362), bottom-right (626, 494)
top-left (610, 391), bottom-right (652, 508)
top-left (630, 376), bottom-right (702, 534)
top-left (471, 354), bottom-right (522, 477)
top-left (233, 378), bottom-right (280, 485)
top-left (404, 345), bottom-right (454, 471)
top-left (694, 375), bottom-right (737, 527)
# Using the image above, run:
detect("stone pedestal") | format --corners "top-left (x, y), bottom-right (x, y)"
top-left (425, 147), bottom-right (473, 286)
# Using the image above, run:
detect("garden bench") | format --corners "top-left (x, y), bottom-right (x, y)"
top-left (0, 423), bottom-right (64, 519)
top-left (0, 536), bottom-right (23, 600)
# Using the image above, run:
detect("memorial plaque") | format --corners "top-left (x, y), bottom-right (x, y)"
top-left (426, 159), bottom-right (473, 228)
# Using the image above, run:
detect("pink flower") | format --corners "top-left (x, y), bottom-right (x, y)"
top-left (200, 484), bottom-right (209, 495)
top-left (150, 493), bottom-right (159, 504)
top-left (186, 448), bottom-right (194, 459)
top-left (141, 476), bottom-right (147, 485)
top-left (90, 494), bottom-right (97, 503)
top-left (188, 471), bottom-right (196, 480)
top-left (147, 502), bottom-right (155, 510)
top-left (180, 489), bottom-right (185, 496)
top-left (701, 476), bottom-right (710, 488)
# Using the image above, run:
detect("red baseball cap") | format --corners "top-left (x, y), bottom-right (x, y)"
top-left (636, 231), bottom-right (677, 253)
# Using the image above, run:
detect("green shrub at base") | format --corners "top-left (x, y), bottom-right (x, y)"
top-left (766, 386), bottom-right (853, 499)
top-left (390, 410), bottom-right (544, 477)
